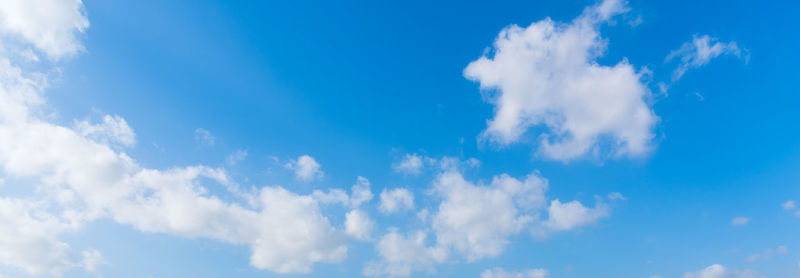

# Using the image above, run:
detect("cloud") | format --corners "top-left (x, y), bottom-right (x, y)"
top-left (393, 153), bottom-right (425, 175)
top-left (312, 176), bottom-right (374, 208)
top-left (481, 267), bottom-right (550, 278)
top-left (543, 198), bottom-right (609, 232)
top-left (379, 188), bottom-right (415, 214)
top-left (464, 0), bottom-right (657, 161)
top-left (363, 229), bottom-right (449, 277)
top-left (682, 264), bottom-right (762, 278)
top-left (75, 114), bottom-right (136, 147)
top-left (431, 171), bottom-right (546, 261)
top-left (345, 209), bottom-right (375, 241)
top-left (0, 0), bottom-right (89, 60)
top-left (0, 5), bottom-right (348, 273)
top-left (782, 200), bottom-right (796, 210)
top-left (746, 245), bottom-right (788, 262)
top-left (731, 217), bottom-right (750, 226)
top-left (666, 35), bottom-right (743, 81)
top-left (194, 128), bottom-right (215, 146)
top-left (285, 155), bottom-right (324, 181)
top-left (225, 149), bottom-right (248, 166)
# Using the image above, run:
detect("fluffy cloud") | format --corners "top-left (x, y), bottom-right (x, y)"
top-left (0, 2), bottom-right (348, 274)
top-left (286, 154), bottom-right (324, 181)
top-left (74, 114), bottom-right (136, 147)
top-left (432, 171), bottom-right (547, 260)
top-left (345, 209), bottom-right (375, 241)
top-left (393, 153), bottom-right (425, 175)
top-left (481, 267), bottom-right (550, 278)
top-left (666, 35), bottom-right (743, 81)
top-left (543, 198), bottom-right (608, 232)
top-left (312, 176), bottom-right (374, 208)
top-left (378, 188), bottom-right (415, 214)
top-left (682, 264), bottom-right (762, 278)
top-left (363, 229), bottom-right (449, 277)
top-left (464, 0), bottom-right (657, 161)
top-left (0, 0), bottom-right (89, 60)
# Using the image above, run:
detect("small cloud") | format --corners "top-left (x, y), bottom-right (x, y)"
top-left (731, 217), bottom-right (750, 226)
top-left (226, 149), bottom-right (248, 166)
top-left (694, 92), bottom-right (705, 101)
top-left (666, 35), bottom-right (744, 81)
top-left (392, 153), bottom-right (426, 175)
top-left (607, 192), bottom-right (626, 201)
top-left (194, 128), bottom-right (215, 146)
top-left (285, 155), bottom-right (323, 182)
top-left (782, 200), bottom-right (796, 210)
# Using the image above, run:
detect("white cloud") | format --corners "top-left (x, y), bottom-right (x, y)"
top-left (666, 35), bottom-right (743, 81)
top-left (782, 200), bottom-right (795, 210)
top-left (312, 176), bottom-right (374, 208)
top-left (379, 188), bottom-right (414, 214)
top-left (607, 192), bottom-right (626, 201)
top-left (464, 0), bottom-right (657, 161)
top-left (731, 217), bottom-right (750, 226)
top-left (543, 198), bottom-right (608, 232)
top-left (75, 114), bottom-right (136, 147)
top-left (81, 249), bottom-right (105, 272)
top-left (345, 209), bottom-right (375, 241)
top-left (747, 245), bottom-right (788, 262)
top-left (481, 267), bottom-right (550, 278)
top-left (194, 128), bottom-right (215, 146)
top-left (285, 155), bottom-right (323, 181)
top-left (225, 149), bottom-right (248, 166)
top-left (393, 153), bottom-right (425, 175)
top-left (431, 171), bottom-right (547, 261)
top-left (682, 264), bottom-right (762, 278)
top-left (0, 0), bottom-right (89, 60)
top-left (0, 20), bottom-right (346, 274)
top-left (363, 229), bottom-right (449, 277)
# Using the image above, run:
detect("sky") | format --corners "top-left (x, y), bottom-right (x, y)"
top-left (0, 0), bottom-right (799, 277)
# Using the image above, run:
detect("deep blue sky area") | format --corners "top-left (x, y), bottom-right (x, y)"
top-left (1, 0), bottom-right (799, 277)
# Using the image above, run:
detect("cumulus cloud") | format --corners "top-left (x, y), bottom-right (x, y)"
top-left (345, 209), bottom-right (375, 241)
top-left (0, 2), bottom-right (348, 274)
top-left (378, 188), bottom-right (415, 214)
top-left (313, 176), bottom-right (374, 208)
top-left (74, 114), bottom-right (136, 147)
top-left (393, 153), bottom-right (425, 175)
top-left (286, 154), bottom-right (324, 181)
top-left (481, 267), bottom-right (550, 278)
top-left (0, 0), bottom-right (89, 60)
top-left (543, 198), bottom-right (608, 232)
top-left (464, 0), bottom-right (657, 161)
top-left (363, 229), bottom-right (449, 277)
top-left (682, 264), bottom-right (762, 278)
top-left (666, 35), bottom-right (743, 81)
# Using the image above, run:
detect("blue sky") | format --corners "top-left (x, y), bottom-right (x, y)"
top-left (0, 0), bottom-right (799, 277)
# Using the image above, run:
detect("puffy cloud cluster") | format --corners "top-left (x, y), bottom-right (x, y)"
top-left (366, 169), bottom-right (611, 276)
top-left (464, 0), bottom-right (657, 161)
top-left (0, 1), bottom-right (349, 275)
top-left (378, 188), bottom-right (415, 214)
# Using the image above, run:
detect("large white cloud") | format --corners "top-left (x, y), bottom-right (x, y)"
top-left (378, 188), bottom-right (415, 214)
top-left (363, 229), bottom-right (449, 278)
top-left (464, 0), bottom-right (657, 161)
top-left (0, 0), bottom-right (88, 60)
top-left (0, 1), bottom-right (349, 274)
